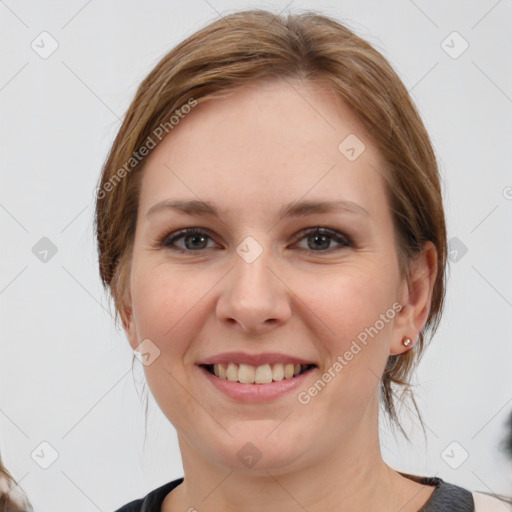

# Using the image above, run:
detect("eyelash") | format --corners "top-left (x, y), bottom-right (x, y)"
top-left (157, 226), bottom-right (353, 254)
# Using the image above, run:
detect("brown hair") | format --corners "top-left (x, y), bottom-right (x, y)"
top-left (94, 9), bottom-right (447, 440)
top-left (0, 454), bottom-right (32, 512)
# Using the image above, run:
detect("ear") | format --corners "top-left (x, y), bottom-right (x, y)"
top-left (390, 241), bottom-right (438, 355)
top-left (120, 288), bottom-right (139, 352)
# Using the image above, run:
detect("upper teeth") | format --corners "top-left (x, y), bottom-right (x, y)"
top-left (212, 363), bottom-right (308, 384)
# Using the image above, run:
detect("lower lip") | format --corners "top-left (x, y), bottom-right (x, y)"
top-left (198, 365), bottom-right (315, 402)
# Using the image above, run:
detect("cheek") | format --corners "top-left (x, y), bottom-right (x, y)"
top-left (295, 266), bottom-right (397, 410)
top-left (130, 264), bottom-right (208, 361)
top-left (297, 264), bottom-right (397, 350)
top-left (130, 265), bottom-right (209, 426)
top-left (296, 271), bottom-right (395, 413)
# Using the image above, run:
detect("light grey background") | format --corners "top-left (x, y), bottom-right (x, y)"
top-left (1, 0), bottom-right (511, 510)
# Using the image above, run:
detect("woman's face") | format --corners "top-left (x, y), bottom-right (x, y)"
top-left (124, 79), bottom-right (427, 473)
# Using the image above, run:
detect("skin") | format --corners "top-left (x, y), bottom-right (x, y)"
top-left (122, 78), bottom-right (438, 511)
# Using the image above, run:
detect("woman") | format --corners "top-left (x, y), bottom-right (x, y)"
top-left (95, 9), bottom-right (511, 511)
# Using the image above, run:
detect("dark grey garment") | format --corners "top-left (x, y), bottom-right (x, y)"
top-left (113, 474), bottom-right (475, 512)
top-left (113, 478), bottom-right (183, 512)
top-left (398, 472), bottom-right (474, 512)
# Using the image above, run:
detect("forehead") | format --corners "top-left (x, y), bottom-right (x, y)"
top-left (138, 78), bottom-right (389, 223)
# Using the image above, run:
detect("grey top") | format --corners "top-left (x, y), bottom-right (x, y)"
top-left (398, 472), bottom-right (474, 511)
top-left (113, 473), bottom-right (475, 512)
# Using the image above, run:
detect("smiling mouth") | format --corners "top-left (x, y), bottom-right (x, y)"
top-left (200, 362), bottom-right (316, 384)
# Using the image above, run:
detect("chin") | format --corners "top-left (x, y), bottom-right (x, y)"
top-left (202, 429), bottom-right (311, 475)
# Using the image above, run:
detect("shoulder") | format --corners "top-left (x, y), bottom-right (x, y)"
top-left (403, 473), bottom-right (512, 512)
top-left (400, 472), bottom-right (500, 512)
top-left (112, 477), bottom-right (184, 512)
top-left (113, 497), bottom-right (143, 512)
top-left (419, 477), bottom-right (474, 511)
top-left (472, 491), bottom-right (512, 511)
top-left (422, 481), bottom-right (512, 512)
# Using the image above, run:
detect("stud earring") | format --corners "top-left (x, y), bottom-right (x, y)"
top-left (402, 336), bottom-right (412, 347)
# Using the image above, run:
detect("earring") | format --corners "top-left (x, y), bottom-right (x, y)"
top-left (402, 336), bottom-right (412, 347)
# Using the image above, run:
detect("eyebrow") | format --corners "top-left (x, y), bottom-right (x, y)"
top-left (145, 198), bottom-right (369, 220)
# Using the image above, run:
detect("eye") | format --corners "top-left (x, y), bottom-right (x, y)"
top-left (160, 228), bottom-right (217, 252)
top-left (158, 226), bottom-right (352, 254)
top-left (293, 226), bottom-right (352, 252)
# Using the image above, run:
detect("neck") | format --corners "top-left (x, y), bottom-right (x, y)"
top-left (163, 404), bottom-right (430, 512)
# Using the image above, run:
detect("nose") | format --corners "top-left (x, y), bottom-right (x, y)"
top-left (216, 246), bottom-right (292, 335)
